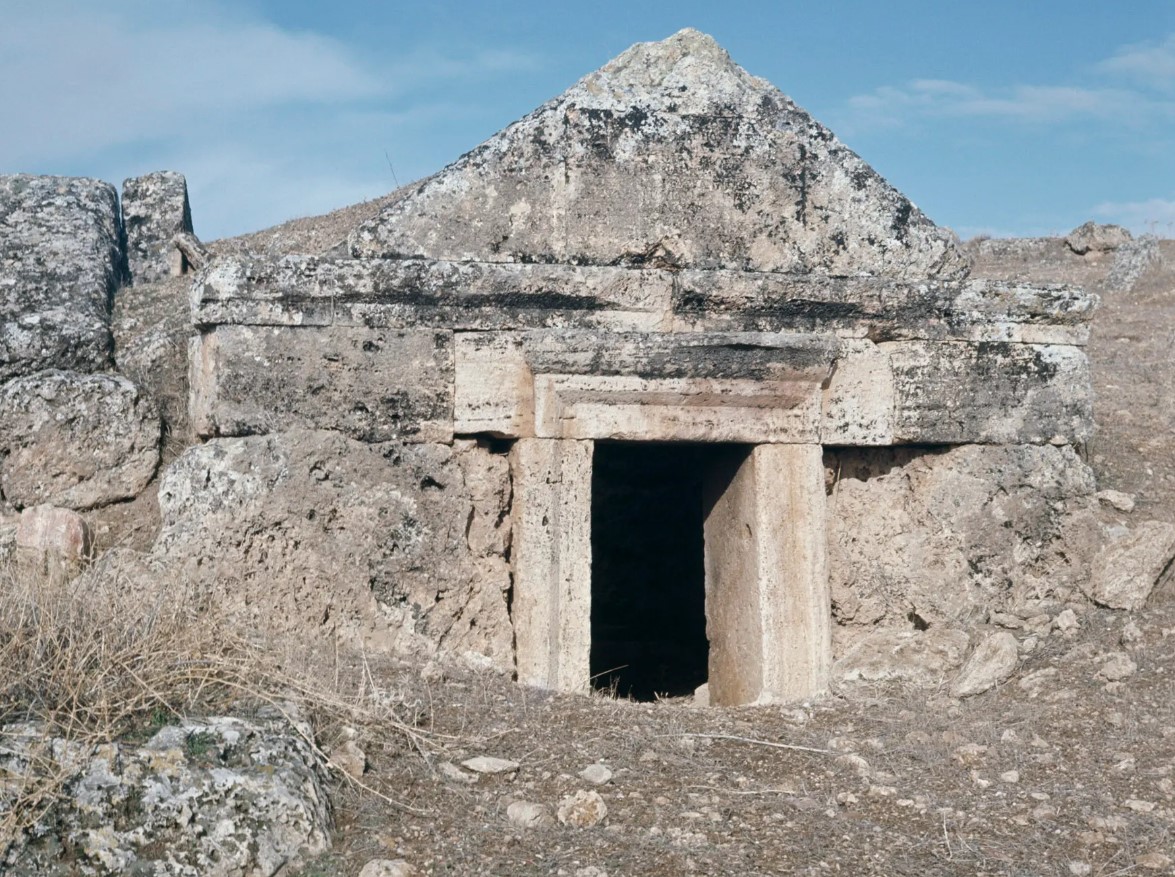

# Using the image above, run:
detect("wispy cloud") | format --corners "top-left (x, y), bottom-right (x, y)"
top-left (1093, 196), bottom-right (1175, 234)
top-left (0, 0), bottom-right (538, 168)
top-left (845, 79), bottom-right (1156, 130)
top-left (1097, 33), bottom-right (1175, 91)
top-left (841, 34), bottom-right (1175, 133)
top-left (0, 0), bottom-right (539, 236)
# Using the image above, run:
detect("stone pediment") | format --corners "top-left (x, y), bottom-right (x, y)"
top-left (349, 29), bottom-right (967, 281)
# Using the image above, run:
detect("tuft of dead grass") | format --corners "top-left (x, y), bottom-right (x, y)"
top-left (0, 554), bottom-right (439, 857)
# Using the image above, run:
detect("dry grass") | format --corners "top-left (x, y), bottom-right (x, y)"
top-left (0, 554), bottom-right (438, 857)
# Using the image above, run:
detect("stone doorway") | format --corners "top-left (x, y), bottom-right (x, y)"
top-left (511, 437), bottom-right (831, 706)
top-left (589, 441), bottom-right (714, 701)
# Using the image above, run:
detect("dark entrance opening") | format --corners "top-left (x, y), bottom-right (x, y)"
top-left (590, 442), bottom-right (711, 701)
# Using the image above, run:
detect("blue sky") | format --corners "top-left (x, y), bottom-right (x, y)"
top-left (4, 0), bottom-right (1173, 241)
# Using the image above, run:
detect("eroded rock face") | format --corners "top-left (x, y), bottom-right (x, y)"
top-left (152, 430), bottom-right (512, 666)
top-left (0, 175), bottom-right (122, 382)
top-left (2, 712), bottom-right (331, 876)
top-left (826, 444), bottom-right (1099, 637)
top-left (0, 371), bottom-right (160, 510)
top-left (122, 171), bottom-right (194, 285)
top-left (349, 29), bottom-right (966, 281)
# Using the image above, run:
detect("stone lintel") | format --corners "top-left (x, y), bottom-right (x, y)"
top-left (510, 438), bottom-right (593, 691)
top-left (704, 443), bottom-right (831, 705)
top-left (190, 325), bottom-right (454, 443)
top-left (456, 330), bottom-right (836, 443)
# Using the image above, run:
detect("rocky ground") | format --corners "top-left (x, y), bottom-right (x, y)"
top-left (296, 598), bottom-right (1175, 877)
top-left (269, 231), bottom-right (1175, 877)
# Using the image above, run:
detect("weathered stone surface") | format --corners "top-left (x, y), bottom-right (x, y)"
top-left (1065, 221), bottom-right (1131, 256)
top-left (15, 505), bottom-right (91, 565)
top-left (112, 274), bottom-right (195, 443)
top-left (190, 325), bottom-right (454, 443)
top-left (704, 444), bottom-right (830, 705)
top-left (152, 430), bottom-right (513, 666)
top-left (349, 30), bottom-right (965, 280)
top-left (190, 255), bottom-right (674, 331)
top-left (457, 329), bottom-right (836, 443)
top-left (833, 628), bottom-right (970, 687)
top-left (0, 175), bottom-right (121, 381)
top-left (0, 371), bottom-right (160, 510)
top-left (885, 340), bottom-right (1093, 444)
top-left (511, 438), bottom-right (593, 690)
top-left (943, 280), bottom-right (1096, 346)
top-left (1080, 520), bottom-right (1175, 610)
top-left (192, 255), bottom-right (1093, 345)
top-left (826, 444), bottom-right (1099, 634)
top-left (122, 171), bottom-right (194, 284)
top-left (556, 790), bottom-right (608, 828)
top-left (949, 631), bottom-right (1019, 698)
top-left (2, 712), bottom-right (331, 876)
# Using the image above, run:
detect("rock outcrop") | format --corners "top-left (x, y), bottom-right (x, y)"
top-left (0, 175), bottom-right (122, 382)
top-left (826, 444), bottom-right (1099, 633)
top-left (2, 711), bottom-right (331, 876)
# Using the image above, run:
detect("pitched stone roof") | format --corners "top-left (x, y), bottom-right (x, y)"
top-left (349, 29), bottom-right (967, 281)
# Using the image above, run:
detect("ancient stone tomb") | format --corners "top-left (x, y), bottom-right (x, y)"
top-left (185, 30), bottom-right (1095, 705)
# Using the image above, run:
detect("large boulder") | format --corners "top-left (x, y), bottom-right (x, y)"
top-left (1065, 221), bottom-right (1132, 256)
top-left (1080, 520), bottom-right (1175, 610)
top-left (2, 712), bottom-right (331, 876)
top-left (151, 430), bottom-right (513, 666)
top-left (121, 171), bottom-right (194, 285)
top-left (826, 444), bottom-right (1099, 636)
top-left (0, 175), bottom-right (122, 382)
top-left (0, 371), bottom-right (160, 510)
top-left (349, 29), bottom-right (966, 281)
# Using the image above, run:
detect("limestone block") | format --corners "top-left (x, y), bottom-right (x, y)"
top-left (884, 340), bottom-right (1093, 444)
top-left (1, 713), bottom-right (330, 876)
top-left (190, 256), bottom-right (674, 331)
top-left (704, 443), bottom-right (830, 705)
top-left (826, 444), bottom-right (1098, 633)
top-left (454, 332), bottom-right (534, 436)
top-left (821, 338), bottom-right (895, 445)
top-left (944, 280), bottom-right (1097, 345)
top-left (190, 325), bottom-right (454, 443)
top-left (112, 274), bottom-right (195, 441)
top-left (671, 270), bottom-right (953, 336)
top-left (1081, 520), bottom-right (1175, 610)
top-left (121, 171), bottom-right (194, 284)
top-left (15, 505), bottom-right (92, 565)
top-left (152, 431), bottom-right (513, 665)
top-left (511, 438), bottom-right (593, 691)
top-left (0, 371), bottom-right (160, 510)
top-left (0, 175), bottom-right (121, 381)
top-left (350, 30), bottom-right (966, 281)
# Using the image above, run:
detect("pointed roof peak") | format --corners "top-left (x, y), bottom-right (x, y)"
top-left (567, 28), bottom-right (772, 115)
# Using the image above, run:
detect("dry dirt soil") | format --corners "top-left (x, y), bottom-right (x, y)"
top-left (242, 233), bottom-right (1175, 877)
